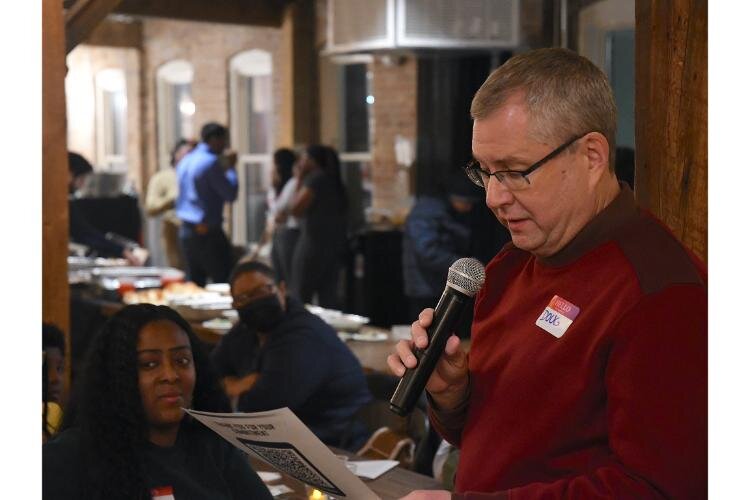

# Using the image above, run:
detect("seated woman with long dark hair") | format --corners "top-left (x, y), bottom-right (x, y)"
top-left (43, 304), bottom-right (272, 500)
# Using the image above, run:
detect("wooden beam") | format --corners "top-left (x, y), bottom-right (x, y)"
top-left (634, 0), bottom-right (707, 261)
top-left (278, 0), bottom-right (319, 147)
top-left (83, 16), bottom-right (142, 48)
top-left (114, 0), bottom-right (287, 27)
top-left (66, 0), bottom-right (124, 53)
top-left (43, 0), bottom-right (71, 391)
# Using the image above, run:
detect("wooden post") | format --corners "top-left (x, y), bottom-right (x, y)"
top-left (279, 0), bottom-right (319, 147)
top-left (634, 0), bottom-right (707, 261)
top-left (43, 0), bottom-right (71, 382)
top-left (115, 0), bottom-right (284, 27)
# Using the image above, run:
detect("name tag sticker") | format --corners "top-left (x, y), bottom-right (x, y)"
top-left (535, 295), bottom-right (580, 338)
top-left (151, 486), bottom-right (175, 500)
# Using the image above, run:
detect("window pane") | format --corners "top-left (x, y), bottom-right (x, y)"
top-left (341, 64), bottom-right (370, 153)
top-left (174, 83), bottom-right (194, 142)
top-left (112, 94), bottom-right (124, 155)
top-left (246, 75), bottom-right (272, 154)
top-left (156, 60), bottom-right (194, 170)
top-left (228, 50), bottom-right (274, 245)
top-left (242, 159), bottom-right (270, 243)
top-left (95, 68), bottom-right (127, 170)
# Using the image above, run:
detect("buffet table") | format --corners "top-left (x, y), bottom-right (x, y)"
top-left (72, 288), bottom-right (469, 376)
top-left (68, 259), bottom-right (469, 376)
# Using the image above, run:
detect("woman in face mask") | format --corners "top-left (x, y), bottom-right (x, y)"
top-left (232, 273), bottom-right (287, 333)
top-left (211, 260), bottom-right (373, 451)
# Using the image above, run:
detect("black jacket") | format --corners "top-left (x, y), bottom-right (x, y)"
top-left (212, 298), bottom-right (372, 450)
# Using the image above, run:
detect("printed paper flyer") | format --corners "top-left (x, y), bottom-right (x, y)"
top-left (186, 407), bottom-right (379, 499)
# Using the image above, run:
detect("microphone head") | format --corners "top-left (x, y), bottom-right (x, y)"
top-left (447, 258), bottom-right (486, 297)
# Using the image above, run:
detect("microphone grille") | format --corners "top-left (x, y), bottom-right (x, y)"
top-left (447, 258), bottom-right (486, 297)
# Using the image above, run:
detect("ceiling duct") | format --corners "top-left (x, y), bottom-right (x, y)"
top-left (326, 0), bottom-right (520, 54)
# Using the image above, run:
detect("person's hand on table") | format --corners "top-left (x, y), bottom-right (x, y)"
top-left (386, 308), bottom-right (469, 411)
top-left (399, 490), bottom-right (452, 500)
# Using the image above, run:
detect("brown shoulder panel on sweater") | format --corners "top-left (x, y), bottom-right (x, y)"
top-left (614, 210), bottom-right (706, 295)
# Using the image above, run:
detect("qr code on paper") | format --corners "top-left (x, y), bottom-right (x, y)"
top-left (237, 438), bottom-right (345, 497)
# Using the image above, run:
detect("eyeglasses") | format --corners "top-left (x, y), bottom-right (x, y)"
top-left (232, 283), bottom-right (277, 309)
top-left (464, 133), bottom-right (587, 191)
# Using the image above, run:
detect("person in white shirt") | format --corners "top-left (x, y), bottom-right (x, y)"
top-left (145, 139), bottom-right (196, 269)
top-left (265, 148), bottom-right (300, 282)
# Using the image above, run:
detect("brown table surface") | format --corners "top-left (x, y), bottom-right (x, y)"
top-left (249, 446), bottom-right (443, 499)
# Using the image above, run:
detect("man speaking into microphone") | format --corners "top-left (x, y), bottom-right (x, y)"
top-left (388, 48), bottom-right (706, 499)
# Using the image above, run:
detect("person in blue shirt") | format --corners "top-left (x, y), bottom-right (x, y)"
top-left (175, 122), bottom-right (238, 286)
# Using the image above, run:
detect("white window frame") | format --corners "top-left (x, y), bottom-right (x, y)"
top-left (156, 60), bottom-right (195, 172)
top-left (336, 58), bottom-right (374, 217)
top-left (94, 68), bottom-right (128, 172)
top-left (229, 50), bottom-right (274, 245)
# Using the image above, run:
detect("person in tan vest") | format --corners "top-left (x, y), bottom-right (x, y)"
top-left (145, 139), bottom-right (196, 269)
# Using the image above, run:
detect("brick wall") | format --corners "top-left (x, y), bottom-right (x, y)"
top-left (65, 45), bottom-right (142, 190)
top-left (141, 19), bottom-right (285, 183)
top-left (370, 54), bottom-right (418, 217)
top-left (68, 15), bottom-right (420, 217)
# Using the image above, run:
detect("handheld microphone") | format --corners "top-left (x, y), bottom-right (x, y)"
top-left (389, 257), bottom-right (485, 416)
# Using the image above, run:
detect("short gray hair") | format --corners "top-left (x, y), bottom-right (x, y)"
top-left (471, 48), bottom-right (617, 167)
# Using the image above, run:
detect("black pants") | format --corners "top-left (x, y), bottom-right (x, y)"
top-left (179, 223), bottom-right (233, 287)
top-left (290, 235), bottom-right (344, 309)
top-left (271, 227), bottom-right (299, 284)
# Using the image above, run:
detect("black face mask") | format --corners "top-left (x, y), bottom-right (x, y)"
top-left (236, 294), bottom-right (285, 332)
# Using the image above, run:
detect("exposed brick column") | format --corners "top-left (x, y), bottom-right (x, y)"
top-left (370, 54), bottom-right (418, 218)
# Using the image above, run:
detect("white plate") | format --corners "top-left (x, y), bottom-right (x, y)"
top-left (205, 283), bottom-right (230, 294)
top-left (201, 318), bottom-right (234, 332)
top-left (305, 305), bottom-right (370, 331)
top-left (337, 331), bottom-right (354, 341)
top-left (222, 309), bottom-right (239, 320)
top-left (350, 331), bottom-right (388, 342)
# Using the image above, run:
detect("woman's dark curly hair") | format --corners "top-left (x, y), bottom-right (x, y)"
top-left (66, 304), bottom-right (229, 500)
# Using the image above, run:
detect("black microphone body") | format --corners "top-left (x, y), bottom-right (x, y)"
top-left (389, 285), bottom-right (471, 416)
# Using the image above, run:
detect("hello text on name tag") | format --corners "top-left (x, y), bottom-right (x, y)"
top-left (535, 295), bottom-right (580, 338)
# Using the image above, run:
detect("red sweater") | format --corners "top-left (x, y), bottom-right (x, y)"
top-left (430, 187), bottom-right (707, 499)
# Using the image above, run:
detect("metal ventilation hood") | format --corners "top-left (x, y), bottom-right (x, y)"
top-left (325, 0), bottom-right (521, 54)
